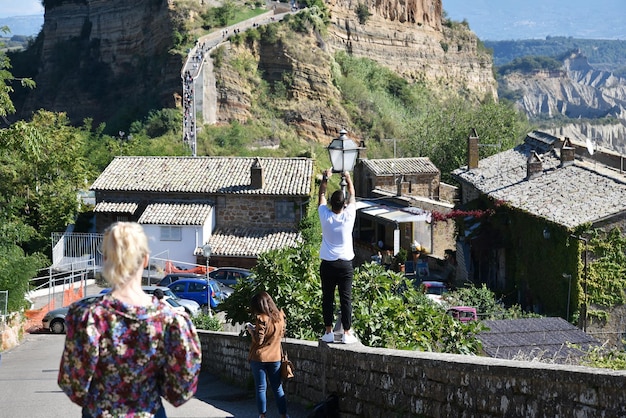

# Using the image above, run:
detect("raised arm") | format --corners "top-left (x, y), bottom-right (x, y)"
top-left (344, 171), bottom-right (355, 204)
top-left (318, 169), bottom-right (331, 206)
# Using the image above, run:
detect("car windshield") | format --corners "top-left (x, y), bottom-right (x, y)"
top-left (165, 297), bottom-right (182, 307)
top-left (161, 289), bottom-right (180, 300)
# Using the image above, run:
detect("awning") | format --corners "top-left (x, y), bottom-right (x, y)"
top-left (356, 200), bottom-right (431, 224)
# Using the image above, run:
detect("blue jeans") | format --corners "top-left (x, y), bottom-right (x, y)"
top-left (249, 360), bottom-right (287, 415)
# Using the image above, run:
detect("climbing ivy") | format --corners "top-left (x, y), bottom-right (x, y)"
top-left (586, 227), bottom-right (626, 313)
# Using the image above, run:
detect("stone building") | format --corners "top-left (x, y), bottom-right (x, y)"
top-left (90, 156), bottom-right (313, 269)
top-left (452, 130), bottom-right (626, 330)
top-left (352, 157), bottom-right (458, 265)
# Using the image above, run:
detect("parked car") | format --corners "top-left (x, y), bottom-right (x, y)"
top-left (208, 267), bottom-right (253, 287)
top-left (420, 281), bottom-right (448, 303)
top-left (100, 286), bottom-right (201, 317)
top-left (42, 294), bottom-right (103, 334)
top-left (446, 306), bottom-right (478, 322)
top-left (157, 272), bottom-right (205, 287)
top-left (167, 278), bottom-right (226, 310)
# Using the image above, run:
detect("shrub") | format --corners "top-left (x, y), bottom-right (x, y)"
top-left (192, 312), bottom-right (223, 331)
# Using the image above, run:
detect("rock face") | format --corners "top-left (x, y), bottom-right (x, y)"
top-left (20, 0), bottom-right (181, 127)
top-left (214, 0), bottom-right (496, 141)
top-left (20, 0), bottom-right (496, 139)
top-left (325, 0), bottom-right (496, 101)
top-left (500, 51), bottom-right (626, 153)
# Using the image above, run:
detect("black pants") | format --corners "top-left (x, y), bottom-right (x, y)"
top-left (320, 259), bottom-right (354, 331)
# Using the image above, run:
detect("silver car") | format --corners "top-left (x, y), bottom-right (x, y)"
top-left (42, 294), bottom-right (103, 334)
top-left (100, 285), bottom-right (201, 317)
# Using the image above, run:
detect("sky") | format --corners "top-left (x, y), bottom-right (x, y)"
top-left (444, 0), bottom-right (626, 40)
top-left (0, 0), bottom-right (43, 18)
top-left (2, 0), bottom-right (625, 40)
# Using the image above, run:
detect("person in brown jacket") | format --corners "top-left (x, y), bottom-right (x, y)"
top-left (247, 291), bottom-right (288, 418)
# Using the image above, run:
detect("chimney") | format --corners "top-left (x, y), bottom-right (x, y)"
top-left (358, 140), bottom-right (367, 160)
top-left (560, 137), bottom-right (575, 167)
top-left (527, 151), bottom-right (543, 180)
top-left (251, 157), bottom-right (264, 189)
top-left (468, 128), bottom-right (479, 169)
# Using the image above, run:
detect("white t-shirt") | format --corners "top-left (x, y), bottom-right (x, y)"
top-left (318, 202), bottom-right (356, 261)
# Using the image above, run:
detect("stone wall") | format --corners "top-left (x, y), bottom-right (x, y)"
top-left (198, 331), bottom-right (626, 417)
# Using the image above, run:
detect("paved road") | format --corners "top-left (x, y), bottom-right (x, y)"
top-left (0, 332), bottom-right (310, 418)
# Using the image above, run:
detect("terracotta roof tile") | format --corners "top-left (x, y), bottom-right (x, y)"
top-left (94, 201), bottom-right (139, 214)
top-left (452, 143), bottom-right (626, 228)
top-left (90, 156), bottom-right (313, 196)
top-left (208, 227), bottom-right (302, 257)
top-left (362, 158), bottom-right (439, 176)
top-left (478, 318), bottom-right (600, 364)
top-left (138, 202), bottom-right (213, 225)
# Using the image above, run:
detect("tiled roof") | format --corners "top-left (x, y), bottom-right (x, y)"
top-left (208, 227), bottom-right (302, 257)
top-left (362, 158), bottom-right (439, 176)
top-left (138, 202), bottom-right (213, 225)
top-left (94, 201), bottom-right (139, 214)
top-left (478, 317), bottom-right (600, 364)
top-left (452, 142), bottom-right (626, 228)
top-left (90, 156), bottom-right (313, 196)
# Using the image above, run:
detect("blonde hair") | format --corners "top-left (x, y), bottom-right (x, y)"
top-left (101, 222), bottom-right (149, 287)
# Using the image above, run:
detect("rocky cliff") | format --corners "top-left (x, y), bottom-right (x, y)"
top-left (19, 0), bottom-right (496, 140)
top-left (20, 0), bottom-right (182, 129)
top-left (499, 51), bottom-right (626, 153)
top-left (214, 0), bottom-right (496, 141)
top-left (325, 0), bottom-right (496, 101)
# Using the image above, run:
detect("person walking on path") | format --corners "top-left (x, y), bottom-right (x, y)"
top-left (318, 169), bottom-right (358, 344)
top-left (58, 222), bottom-right (202, 418)
top-left (247, 291), bottom-right (289, 418)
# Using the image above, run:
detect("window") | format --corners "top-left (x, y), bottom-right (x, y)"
top-left (275, 201), bottom-right (295, 222)
top-left (170, 283), bottom-right (185, 292)
top-left (160, 226), bottom-right (182, 241)
top-left (189, 282), bottom-right (207, 292)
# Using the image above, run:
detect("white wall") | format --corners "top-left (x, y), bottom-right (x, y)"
top-left (143, 224), bottom-right (205, 266)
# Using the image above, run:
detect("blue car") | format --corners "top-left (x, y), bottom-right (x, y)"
top-left (167, 278), bottom-right (224, 310)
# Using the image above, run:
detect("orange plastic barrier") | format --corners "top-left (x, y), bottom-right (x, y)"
top-left (164, 260), bottom-right (215, 274)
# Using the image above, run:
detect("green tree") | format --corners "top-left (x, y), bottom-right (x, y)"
top-left (0, 26), bottom-right (35, 117)
top-left (220, 204), bottom-right (484, 354)
top-left (0, 111), bottom-right (90, 254)
top-left (355, 3), bottom-right (372, 25)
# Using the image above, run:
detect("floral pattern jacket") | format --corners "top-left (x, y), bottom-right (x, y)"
top-left (58, 293), bottom-right (201, 417)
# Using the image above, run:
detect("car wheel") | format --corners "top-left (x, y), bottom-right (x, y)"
top-left (50, 319), bottom-right (65, 334)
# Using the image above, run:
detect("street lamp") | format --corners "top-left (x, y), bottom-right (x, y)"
top-left (327, 128), bottom-right (360, 195)
top-left (202, 243), bottom-right (213, 316)
top-left (202, 243), bottom-right (212, 274)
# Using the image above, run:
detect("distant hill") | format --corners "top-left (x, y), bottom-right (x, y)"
top-left (0, 15), bottom-right (43, 37)
top-left (486, 37), bottom-right (626, 75)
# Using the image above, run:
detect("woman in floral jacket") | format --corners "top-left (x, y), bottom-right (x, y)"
top-left (58, 222), bottom-right (201, 418)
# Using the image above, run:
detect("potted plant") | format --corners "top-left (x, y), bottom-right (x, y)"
top-left (394, 247), bottom-right (408, 272)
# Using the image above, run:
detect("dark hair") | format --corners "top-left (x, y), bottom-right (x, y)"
top-left (153, 289), bottom-right (164, 300)
top-left (330, 190), bottom-right (345, 212)
top-left (250, 291), bottom-right (281, 322)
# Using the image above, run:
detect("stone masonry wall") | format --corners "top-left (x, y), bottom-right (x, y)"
top-left (198, 331), bottom-right (626, 417)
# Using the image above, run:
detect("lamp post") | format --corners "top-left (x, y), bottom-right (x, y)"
top-left (202, 243), bottom-right (213, 316)
top-left (327, 129), bottom-right (360, 196)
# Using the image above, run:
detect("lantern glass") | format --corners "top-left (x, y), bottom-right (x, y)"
top-left (327, 131), bottom-right (359, 173)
